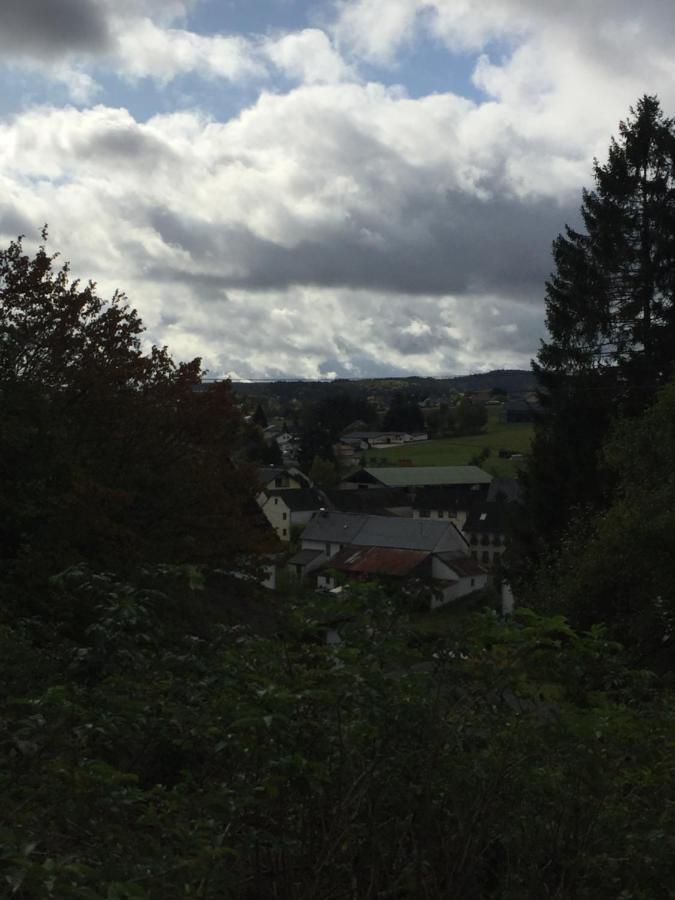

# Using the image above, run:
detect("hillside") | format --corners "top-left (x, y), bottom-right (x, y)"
top-left (232, 368), bottom-right (535, 400)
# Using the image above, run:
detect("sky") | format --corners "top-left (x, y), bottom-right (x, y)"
top-left (1, 1), bottom-right (675, 379)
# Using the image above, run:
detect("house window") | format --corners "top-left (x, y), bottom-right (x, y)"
top-left (448, 510), bottom-right (457, 518)
top-left (482, 550), bottom-right (490, 563)
top-left (420, 509), bottom-right (430, 518)
top-left (282, 512), bottom-right (287, 520)
top-left (471, 578), bottom-right (475, 587)
top-left (471, 550), bottom-right (477, 559)
top-left (275, 477), bottom-right (283, 487)
top-left (273, 498), bottom-right (278, 505)
top-left (282, 528), bottom-right (287, 537)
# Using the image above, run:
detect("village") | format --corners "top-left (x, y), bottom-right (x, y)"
top-left (242, 381), bottom-right (538, 612)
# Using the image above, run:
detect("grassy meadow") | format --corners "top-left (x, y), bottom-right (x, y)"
top-left (365, 405), bottom-right (534, 477)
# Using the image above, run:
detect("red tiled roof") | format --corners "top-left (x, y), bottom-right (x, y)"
top-left (326, 546), bottom-right (430, 577)
top-left (443, 555), bottom-right (486, 577)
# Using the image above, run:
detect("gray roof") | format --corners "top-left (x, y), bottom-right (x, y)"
top-left (288, 548), bottom-right (325, 567)
top-left (352, 466), bottom-right (492, 488)
top-left (355, 516), bottom-right (462, 551)
top-left (412, 487), bottom-right (482, 511)
top-left (303, 511), bottom-right (466, 553)
top-left (257, 465), bottom-right (311, 488)
top-left (257, 466), bottom-right (284, 483)
top-left (463, 501), bottom-right (512, 534)
top-left (325, 488), bottom-right (411, 515)
top-left (302, 512), bottom-right (367, 545)
top-left (265, 488), bottom-right (325, 512)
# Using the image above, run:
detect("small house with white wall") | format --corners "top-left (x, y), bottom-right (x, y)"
top-left (260, 488), bottom-right (326, 542)
top-left (462, 501), bottom-right (511, 567)
top-left (256, 465), bottom-right (312, 504)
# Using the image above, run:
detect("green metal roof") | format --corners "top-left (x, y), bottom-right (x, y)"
top-left (364, 466), bottom-right (492, 487)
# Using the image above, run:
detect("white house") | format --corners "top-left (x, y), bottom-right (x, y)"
top-left (256, 465), bottom-right (312, 504)
top-left (260, 488), bottom-right (326, 542)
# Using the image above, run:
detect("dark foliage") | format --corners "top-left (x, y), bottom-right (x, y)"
top-left (298, 391), bottom-right (375, 468)
top-left (523, 379), bottom-right (675, 667)
top-left (382, 391), bottom-right (425, 432)
top-left (520, 96), bottom-right (675, 561)
top-left (1, 572), bottom-right (674, 899)
top-left (0, 233), bottom-right (266, 600)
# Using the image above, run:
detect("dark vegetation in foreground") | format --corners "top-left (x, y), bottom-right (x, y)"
top-left (2, 96), bottom-right (675, 898)
top-left (2, 573), bottom-right (674, 899)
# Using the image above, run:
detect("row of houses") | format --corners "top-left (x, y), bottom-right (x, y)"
top-left (256, 464), bottom-right (520, 606)
top-left (289, 511), bottom-right (487, 608)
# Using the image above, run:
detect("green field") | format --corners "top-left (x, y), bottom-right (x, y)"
top-left (365, 407), bottom-right (534, 477)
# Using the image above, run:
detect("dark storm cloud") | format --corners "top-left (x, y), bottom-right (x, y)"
top-left (146, 190), bottom-right (578, 302)
top-left (76, 126), bottom-right (177, 166)
top-left (0, 202), bottom-right (33, 237)
top-left (0, 0), bottom-right (110, 58)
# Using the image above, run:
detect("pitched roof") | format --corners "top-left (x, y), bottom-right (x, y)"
top-left (439, 554), bottom-right (487, 578)
top-left (355, 516), bottom-right (461, 551)
top-left (303, 511), bottom-right (466, 553)
top-left (257, 466), bottom-right (284, 483)
top-left (265, 488), bottom-right (326, 512)
top-left (342, 430), bottom-right (413, 441)
top-left (463, 502), bottom-right (512, 533)
top-left (324, 546), bottom-right (430, 577)
top-left (257, 465), bottom-right (311, 489)
top-left (325, 488), bottom-right (411, 515)
top-left (412, 486), bottom-right (482, 511)
top-left (302, 512), bottom-right (368, 545)
top-left (345, 466), bottom-right (492, 488)
top-left (288, 548), bottom-right (325, 567)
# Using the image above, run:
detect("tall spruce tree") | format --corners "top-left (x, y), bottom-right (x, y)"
top-left (518, 96), bottom-right (675, 565)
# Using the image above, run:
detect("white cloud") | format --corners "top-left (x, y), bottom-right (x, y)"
top-left (266, 28), bottom-right (356, 84)
top-left (332, 0), bottom-right (420, 65)
top-left (331, 0), bottom-right (675, 163)
top-left (0, 87), bottom-right (554, 376)
top-left (113, 18), bottom-right (265, 84)
top-left (3, 1), bottom-right (675, 375)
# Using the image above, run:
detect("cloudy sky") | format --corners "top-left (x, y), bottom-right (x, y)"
top-left (1, 0), bottom-right (674, 379)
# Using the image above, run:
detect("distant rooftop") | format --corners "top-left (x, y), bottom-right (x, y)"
top-left (322, 546), bottom-right (430, 578)
top-left (303, 511), bottom-right (466, 553)
top-left (349, 466), bottom-right (492, 488)
top-left (265, 488), bottom-right (325, 512)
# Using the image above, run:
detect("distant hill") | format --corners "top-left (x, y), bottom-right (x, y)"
top-left (231, 369), bottom-right (535, 400)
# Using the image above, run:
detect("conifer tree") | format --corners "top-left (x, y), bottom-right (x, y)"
top-left (519, 96), bottom-right (675, 562)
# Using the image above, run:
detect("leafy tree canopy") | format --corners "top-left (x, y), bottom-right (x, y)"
top-left (0, 232), bottom-right (265, 600)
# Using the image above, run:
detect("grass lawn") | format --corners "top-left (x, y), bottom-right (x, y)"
top-left (365, 406), bottom-right (533, 477)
